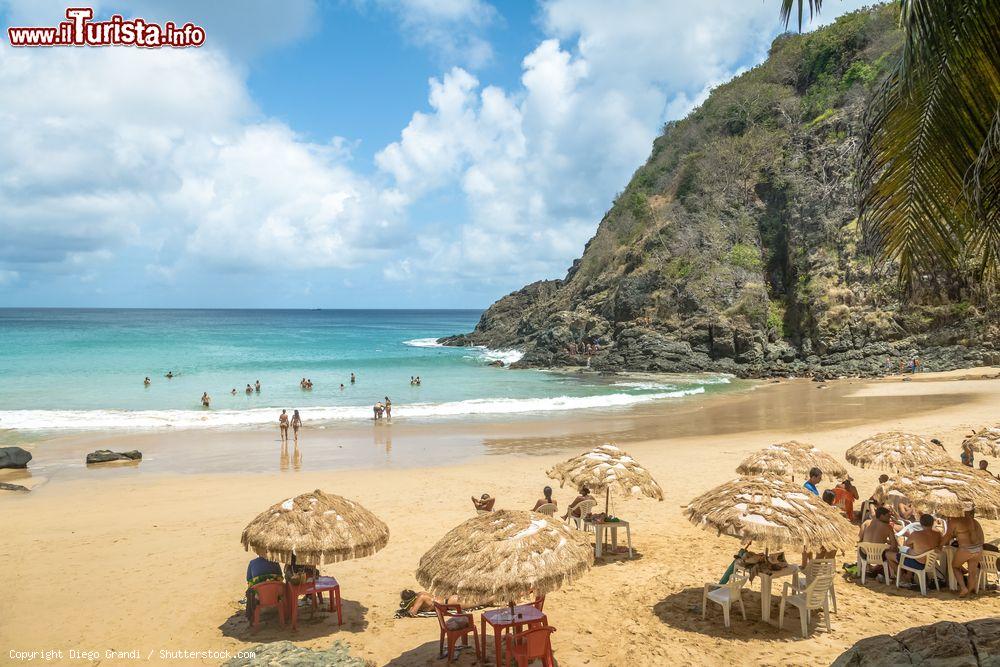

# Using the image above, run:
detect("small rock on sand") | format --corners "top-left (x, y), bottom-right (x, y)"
top-left (0, 482), bottom-right (30, 492)
top-left (0, 446), bottom-right (32, 469)
top-left (86, 450), bottom-right (143, 465)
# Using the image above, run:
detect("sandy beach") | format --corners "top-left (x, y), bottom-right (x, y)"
top-left (2, 369), bottom-right (999, 666)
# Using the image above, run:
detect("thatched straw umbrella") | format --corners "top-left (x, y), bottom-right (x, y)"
top-left (883, 462), bottom-right (1000, 519)
top-left (241, 489), bottom-right (389, 565)
top-left (736, 440), bottom-right (847, 480)
top-left (845, 432), bottom-right (950, 471)
top-left (963, 426), bottom-right (1000, 458)
top-left (546, 443), bottom-right (663, 514)
top-left (416, 509), bottom-right (592, 617)
top-left (684, 476), bottom-right (854, 553)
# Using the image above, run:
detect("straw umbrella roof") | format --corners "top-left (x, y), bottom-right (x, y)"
top-left (845, 432), bottom-right (950, 471)
top-left (684, 476), bottom-right (855, 553)
top-left (546, 443), bottom-right (663, 500)
top-left (241, 489), bottom-right (389, 566)
top-left (416, 510), bottom-right (593, 605)
top-left (884, 462), bottom-right (1000, 519)
top-left (963, 426), bottom-right (1000, 457)
top-left (736, 440), bottom-right (847, 479)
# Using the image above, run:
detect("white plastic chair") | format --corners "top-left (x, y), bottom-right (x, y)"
top-left (566, 498), bottom-right (597, 530)
top-left (778, 567), bottom-right (835, 637)
top-left (796, 558), bottom-right (837, 613)
top-left (857, 542), bottom-right (890, 585)
top-left (702, 574), bottom-right (748, 629)
top-left (976, 551), bottom-right (999, 594)
top-left (895, 550), bottom-right (939, 596)
top-left (534, 503), bottom-right (557, 517)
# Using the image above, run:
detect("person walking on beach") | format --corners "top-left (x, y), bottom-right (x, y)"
top-left (384, 396), bottom-right (392, 420)
top-left (201, 392), bottom-right (211, 408)
top-left (291, 410), bottom-right (302, 442)
top-left (278, 410), bottom-right (289, 442)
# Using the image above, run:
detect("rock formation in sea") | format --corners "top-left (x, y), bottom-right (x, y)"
top-left (441, 6), bottom-right (998, 378)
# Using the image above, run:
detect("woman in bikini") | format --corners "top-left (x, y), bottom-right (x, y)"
top-left (942, 508), bottom-right (986, 596)
top-left (278, 410), bottom-right (289, 443)
top-left (291, 409), bottom-right (302, 442)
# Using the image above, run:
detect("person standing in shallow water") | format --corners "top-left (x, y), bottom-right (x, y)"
top-left (278, 410), bottom-right (289, 442)
top-left (291, 410), bottom-right (302, 442)
top-left (350, 372), bottom-right (356, 384)
top-left (201, 392), bottom-right (210, 408)
top-left (384, 396), bottom-right (391, 419)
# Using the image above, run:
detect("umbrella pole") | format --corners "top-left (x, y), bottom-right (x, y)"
top-left (605, 488), bottom-right (610, 516)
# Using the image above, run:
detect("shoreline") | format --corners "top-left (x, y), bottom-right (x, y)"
top-left (2, 368), bottom-right (999, 666)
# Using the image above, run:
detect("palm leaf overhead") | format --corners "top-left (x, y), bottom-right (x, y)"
top-left (781, 0), bottom-right (1000, 287)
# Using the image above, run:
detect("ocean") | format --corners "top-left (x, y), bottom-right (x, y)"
top-left (0, 309), bottom-right (735, 433)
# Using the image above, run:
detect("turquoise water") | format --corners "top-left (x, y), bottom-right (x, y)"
top-left (0, 309), bottom-right (733, 432)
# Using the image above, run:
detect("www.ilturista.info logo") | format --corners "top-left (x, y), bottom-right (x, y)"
top-left (7, 7), bottom-right (205, 48)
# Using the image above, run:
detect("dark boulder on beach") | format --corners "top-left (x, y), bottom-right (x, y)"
top-left (831, 618), bottom-right (1000, 666)
top-left (488, 360), bottom-right (505, 367)
top-left (86, 450), bottom-right (142, 464)
top-left (0, 482), bottom-right (30, 492)
top-left (0, 446), bottom-right (32, 469)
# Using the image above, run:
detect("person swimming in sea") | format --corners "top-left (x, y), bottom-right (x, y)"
top-left (339, 383), bottom-right (345, 390)
top-left (165, 371), bottom-right (174, 379)
top-left (201, 392), bottom-right (211, 408)
top-left (414, 376), bottom-right (421, 386)
top-left (255, 380), bottom-right (261, 392)
top-left (245, 384), bottom-right (253, 395)
top-left (231, 388), bottom-right (237, 395)
top-left (350, 372), bottom-right (356, 384)
top-left (144, 377), bottom-right (151, 386)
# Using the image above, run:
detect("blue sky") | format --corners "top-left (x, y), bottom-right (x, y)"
top-left (0, 0), bottom-right (872, 308)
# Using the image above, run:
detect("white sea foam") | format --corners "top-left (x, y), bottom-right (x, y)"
top-left (0, 387), bottom-right (704, 432)
top-left (402, 337), bottom-right (445, 348)
top-left (404, 337), bottom-right (524, 365)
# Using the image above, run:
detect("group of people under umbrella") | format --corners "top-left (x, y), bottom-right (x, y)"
top-left (238, 442), bottom-right (663, 664)
top-left (686, 430), bottom-right (1000, 636)
top-left (236, 429), bottom-right (999, 660)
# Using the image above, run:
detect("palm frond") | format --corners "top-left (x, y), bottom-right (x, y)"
top-left (858, 0), bottom-right (1000, 286)
top-left (779, 0), bottom-right (824, 33)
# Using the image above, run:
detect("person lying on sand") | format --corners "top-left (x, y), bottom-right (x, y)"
top-left (472, 493), bottom-right (495, 512)
top-left (858, 506), bottom-right (898, 578)
top-left (396, 589), bottom-right (461, 617)
top-left (563, 486), bottom-right (593, 520)
top-left (532, 486), bottom-right (557, 512)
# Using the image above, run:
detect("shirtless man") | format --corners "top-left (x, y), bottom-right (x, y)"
top-left (472, 493), bottom-right (495, 512)
top-left (890, 513), bottom-right (941, 584)
top-left (859, 506), bottom-right (898, 577)
top-left (201, 392), bottom-right (211, 407)
top-left (942, 508), bottom-right (985, 596)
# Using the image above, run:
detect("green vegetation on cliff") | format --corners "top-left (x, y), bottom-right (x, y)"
top-left (443, 6), bottom-right (998, 377)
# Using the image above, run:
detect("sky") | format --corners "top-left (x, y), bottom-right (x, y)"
top-left (0, 0), bottom-right (874, 308)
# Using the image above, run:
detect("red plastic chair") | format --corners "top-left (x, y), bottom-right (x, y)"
top-left (305, 576), bottom-right (343, 625)
top-left (249, 581), bottom-right (285, 631)
top-left (527, 597), bottom-right (546, 629)
top-left (506, 626), bottom-right (556, 667)
top-left (434, 602), bottom-right (480, 663)
top-left (286, 577), bottom-right (315, 631)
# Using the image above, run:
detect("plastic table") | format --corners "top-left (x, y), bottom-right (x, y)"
top-left (480, 605), bottom-right (546, 665)
top-left (592, 519), bottom-right (633, 558)
top-left (759, 564), bottom-right (799, 624)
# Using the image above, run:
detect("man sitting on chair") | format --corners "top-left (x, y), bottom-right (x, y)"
top-left (888, 513), bottom-right (941, 584)
top-left (859, 506), bottom-right (899, 578)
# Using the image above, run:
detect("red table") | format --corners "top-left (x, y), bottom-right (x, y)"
top-left (306, 576), bottom-right (343, 625)
top-left (480, 605), bottom-right (546, 665)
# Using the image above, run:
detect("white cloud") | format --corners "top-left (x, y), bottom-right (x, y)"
top-left (376, 0), bottom-right (877, 290)
top-left (360, 0), bottom-right (498, 68)
top-left (0, 41), bottom-right (400, 282)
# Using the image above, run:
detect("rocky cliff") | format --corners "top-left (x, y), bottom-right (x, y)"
top-left (442, 6), bottom-right (999, 378)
